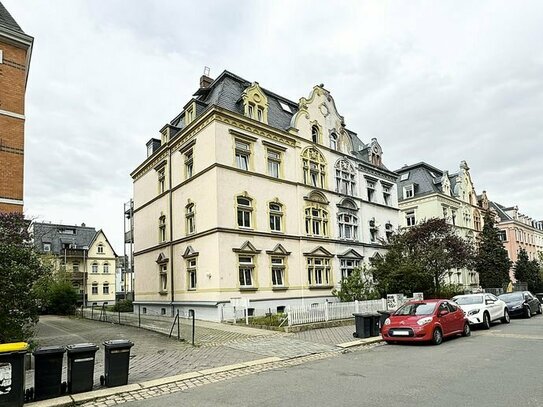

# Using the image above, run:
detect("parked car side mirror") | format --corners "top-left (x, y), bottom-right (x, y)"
top-left (485, 300), bottom-right (495, 305)
top-left (438, 310), bottom-right (449, 317)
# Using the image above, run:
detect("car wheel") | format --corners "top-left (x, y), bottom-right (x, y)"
top-left (432, 328), bottom-right (443, 345)
top-left (525, 307), bottom-right (532, 318)
top-left (501, 309), bottom-right (510, 324)
top-left (462, 322), bottom-right (471, 337)
top-left (482, 312), bottom-right (491, 329)
top-left (538, 304), bottom-right (543, 315)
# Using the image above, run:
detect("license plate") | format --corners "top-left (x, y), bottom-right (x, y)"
top-left (393, 330), bottom-right (409, 336)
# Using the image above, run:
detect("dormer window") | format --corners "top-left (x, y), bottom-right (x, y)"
top-left (185, 105), bottom-right (195, 125)
top-left (403, 184), bottom-right (414, 199)
top-left (311, 125), bottom-right (319, 143)
top-left (242, 82), bottom-right (268, 124)
top-left (330, 132), bottom-right (338, 150)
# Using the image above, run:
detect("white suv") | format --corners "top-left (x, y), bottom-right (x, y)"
top-left (452, 293), bottom-right (510, 329)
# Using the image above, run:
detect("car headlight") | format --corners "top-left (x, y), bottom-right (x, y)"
top-left (384, 318), bottom-right (391, 325)
top-left (467, 309), bottom-right (480, 316)
top-left (417, 317), bottom-right (433, 326)
top-left (512, 304), bottom-right (522, 310)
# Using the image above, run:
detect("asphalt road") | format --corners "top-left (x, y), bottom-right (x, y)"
top-left (124, 315), bottom-right (543, 407)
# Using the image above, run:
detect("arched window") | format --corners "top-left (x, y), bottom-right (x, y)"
top-left (338, 213), bottom-right (358, 240)
top-left (330, 132), bottom-right (338, 150)
top-left (311, 125), bottom-right (319, 143)
top-left (92, 262), bottom-right (98, 273)
top-left (269, 202), bottom-right (283, 232)
top-left (335, 159), bottom-right (356, 196)
top-left (305, 206), bottom-right (328, 237)
top-left (103, 262), bottom-right (109, 273)
top-left (237, 196), bottom-right (253, 228)
top-left (474, 210), bottom-right (481, 231)
top-left (302, 147), bottom-right (326, 188)
top-left (91, 282), bottom-right (98, 294)
top-left (103, 282), bottom-right (110, 294)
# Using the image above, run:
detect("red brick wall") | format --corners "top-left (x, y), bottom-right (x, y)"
top-left (0, 37), bottom-right (29, 211)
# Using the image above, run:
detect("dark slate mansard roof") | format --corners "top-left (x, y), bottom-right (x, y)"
top-left (32, 222), bottom-right (98, 255)
top-left (165, 70), bottom-right (389, 170)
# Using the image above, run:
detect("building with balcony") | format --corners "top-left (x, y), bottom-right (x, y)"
top-left (489, 202), bottom-right (543, 281)
top-left (0, 2), bottom-right (33, 213)
top-left (131, 70), bottom-right (400, 320)
top-left (31, 222), bottom-right (118, 305)
top-left (396, 161), bottom-right (490, 289)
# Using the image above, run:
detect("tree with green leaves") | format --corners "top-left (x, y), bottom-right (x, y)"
top-left (332, 266), bottom-right (379, 302)
top-left (514, 248), bottom-right (541, 291)
top-left (475, 212), bottom-right (512, 288)
top-left (0, 212), bottom-right (51, 343)
top-left (372, 218), bottom-right (475, 296)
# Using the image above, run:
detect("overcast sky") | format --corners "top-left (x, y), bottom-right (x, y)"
top-left (5, 0), bottom-right (543, 253)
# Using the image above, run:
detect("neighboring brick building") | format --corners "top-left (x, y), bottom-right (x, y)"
top-left (0, 2), bottom-right (33, 213)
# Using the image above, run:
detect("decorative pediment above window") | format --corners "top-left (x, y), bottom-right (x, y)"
top-left (156, 252), bottom-right (169, 264)
top-left (266, 244), bottom-right (291, 256)
top-left (369, 252), bottom-right (383, 263)
top-left (304, 190), bottom-right (329, 204)
top-left (335, 158), bottom-right (355, 172)
top-left (232, 241), bottom-right (261, 255)
top-left (338, 248), bottom-right (363, 259)
top-left (182, 246), bottom-right (199, 259)
top-left (337, 198), bottom-right (358, 211)
top-left (303, 246), bottom-right (334, 258)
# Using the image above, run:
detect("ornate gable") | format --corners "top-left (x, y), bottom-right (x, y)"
top-left (156, 252), bottom-right (169, 264)
top-left (368, 138), bottom-right (383, 167)
top-left (242, 82), bottom-right (269, 124)
top-left (291, 85), bottom-right (353, 153)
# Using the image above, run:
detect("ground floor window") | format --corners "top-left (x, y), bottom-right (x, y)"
top-left (159, 264), bottom-right (167, 291)
top-left (187, 258), bottom-right (197, 290)
top-left (239, 256), bottom-right (254, 287)
top-left (307, 257), bottom-right (331, 286)
top-left (271, 257), bottom-right (285, 287)
top-left (340, 259), bottom-right (360, 280)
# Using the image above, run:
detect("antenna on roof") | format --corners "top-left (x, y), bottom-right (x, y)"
top-left (204, 66), bottom-right (210, 77)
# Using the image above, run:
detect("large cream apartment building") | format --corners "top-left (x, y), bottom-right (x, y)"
top-left (131, 71), bottom-right (400, 320)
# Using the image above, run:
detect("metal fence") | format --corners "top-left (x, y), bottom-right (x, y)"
top-left (79, 305), bottom-right (196, 345)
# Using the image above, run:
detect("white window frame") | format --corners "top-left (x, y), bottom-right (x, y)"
top-left (269, 203), bottom-right (283, 232)
top-left (338, 213), bottom-right (358, 241)
top-left (92, 263), bottom-right (98, 273)
top-left (158, 168), bottom-right (165, 194)
top-left (404, 184), bottom-right (414, 199)
top-left (235, 140), bottom-right (251, 170)
top-left (267, 149), bottom-right (281, 178)
top-left (271, 257), bottom-right (285, 287)
top-left (307, 257), bottom-right (331, 287)
top-left (159, 264), bottom-right (167, 291)
top-left (185, 149), bottom-right (194, 178)
top-left (305, 206), bottom-right (328, 237)
top-left (239, 256), bottom-right (254, 287)
top-left (103, 263), bottom-right (109, 273)
top-left (366, 181), bottom-right (375, 202)
top-left (237, 197), bottom-right (253, 228)
top-left (187, 258), bottom-right (197, 290)
top-left (186, 204), bottom-right (195, 234)
top-left (406, 210), bottom-right (416, 227)
top-left (159, 215), bottom-right (167, 242)
top-left (340, 259), bottom-right (360, 280)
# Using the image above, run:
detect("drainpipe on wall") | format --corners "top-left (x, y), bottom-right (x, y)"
top-left (168, 142), bottom-right (175, 316)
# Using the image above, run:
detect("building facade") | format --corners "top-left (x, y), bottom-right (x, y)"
top-left (31, 222), bottom-right (118, 306)
top-left (131, 70), bottom-right (399, 320)
top-left (0, 2), bottom-right (33, 213)
top-left (490, 202), bottom-right (543, 281)
top-left (396, 161), bottom-right (490, 289)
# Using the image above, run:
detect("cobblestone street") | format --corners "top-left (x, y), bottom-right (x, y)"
top-left (28, 315), bottom-right (358, 389)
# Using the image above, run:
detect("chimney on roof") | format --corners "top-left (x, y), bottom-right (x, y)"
top-left (200, 66), bottom-right (213, 89)
top-left (81, 223), bottom-right (86, 227)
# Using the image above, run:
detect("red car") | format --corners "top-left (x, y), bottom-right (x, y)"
top-left (381, 299), bottom-right (470, 345)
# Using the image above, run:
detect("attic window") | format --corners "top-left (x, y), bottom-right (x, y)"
top-left (400, 173), bottom-right (409, 181)
top-left (279, 101), bottom-right (292, 113)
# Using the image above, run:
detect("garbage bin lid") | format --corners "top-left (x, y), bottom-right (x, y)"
top-left (103, 339), bottom-right (134, 349)
top-left (66, 343), bottom-right (99, 353)
top-left (33, 345), bottom-right (65, 355)
top-left (0, 342), bottom-right (28, 354)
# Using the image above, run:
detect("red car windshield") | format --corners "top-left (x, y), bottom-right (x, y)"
top-left (394, 302), bottom-right (437, 316)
